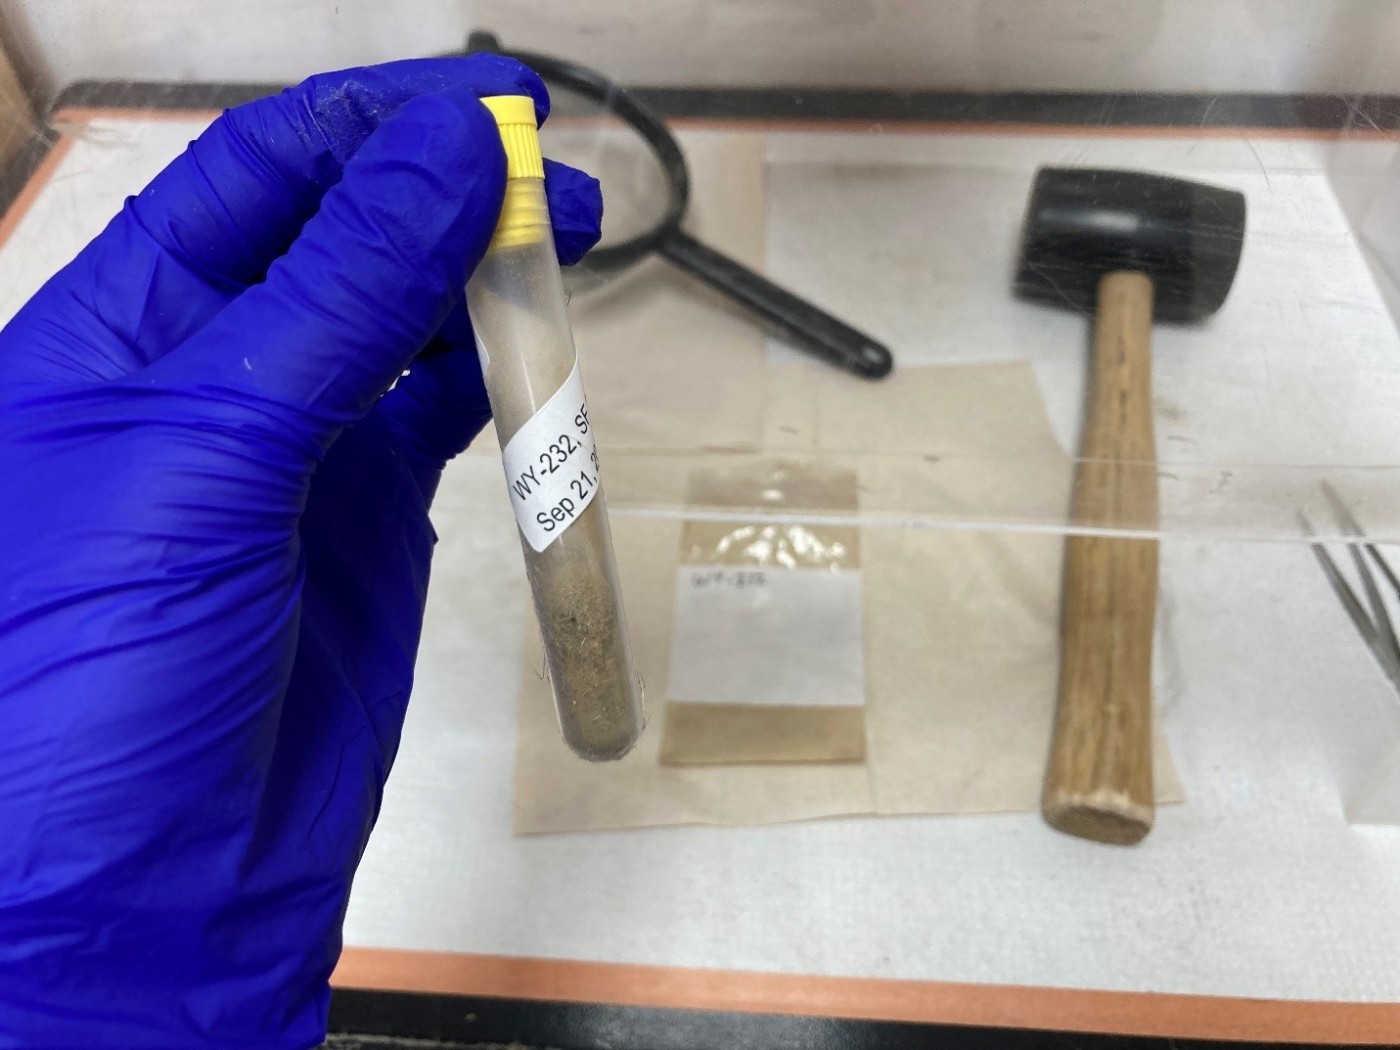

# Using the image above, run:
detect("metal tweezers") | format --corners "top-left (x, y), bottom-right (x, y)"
top-left (1301, 483), bottom-right (1400, 694)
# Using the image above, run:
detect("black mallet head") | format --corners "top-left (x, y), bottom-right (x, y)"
top-left (1015, 168), bottom-right (1246, 324)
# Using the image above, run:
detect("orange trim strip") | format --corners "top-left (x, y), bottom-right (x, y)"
top-left (48, 105), bottom-right (1400, 141)
top-left (676, 118), bottom-right (1399, 140)
top-left (50, 105), bottom-right (227, 126)
top-left (333, 948), bottom-right (1400, 1045)
top-left (0, 135), bottom-right (73, 252)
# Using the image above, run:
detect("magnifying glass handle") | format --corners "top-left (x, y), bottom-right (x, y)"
top-left (659, 230), bottom-right (894, 380)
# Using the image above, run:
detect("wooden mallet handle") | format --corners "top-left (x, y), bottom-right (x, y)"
top-left (1043, 270), bottom-right (1158, 845)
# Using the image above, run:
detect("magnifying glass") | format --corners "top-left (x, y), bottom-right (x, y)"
top-left (464, 31), bottom-right (894, 380)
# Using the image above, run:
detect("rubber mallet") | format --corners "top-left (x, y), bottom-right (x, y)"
top-left (1016, 168), bottom-right (1245, 844)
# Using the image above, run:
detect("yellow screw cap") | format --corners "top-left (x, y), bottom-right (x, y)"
top-left (480, 95), bottom-right (547, 249)
top-left (481, 95), bottom-right (544, 180)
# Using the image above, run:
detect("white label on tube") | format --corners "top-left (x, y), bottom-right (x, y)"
top-left (499, 360), bottom-right (600, 552)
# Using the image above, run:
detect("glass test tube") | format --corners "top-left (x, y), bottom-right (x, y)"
top-left (465, 95), bottom-right (644, 761)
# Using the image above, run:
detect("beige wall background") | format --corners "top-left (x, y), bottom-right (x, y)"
top-left (1, 0), bottom-right (1398, 102)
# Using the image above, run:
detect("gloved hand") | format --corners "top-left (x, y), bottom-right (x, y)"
top-left (0, 56), bottom-right (601, 1048)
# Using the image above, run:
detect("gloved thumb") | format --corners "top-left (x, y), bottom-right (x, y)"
top-left (147, 85), bottom-right (507, 451)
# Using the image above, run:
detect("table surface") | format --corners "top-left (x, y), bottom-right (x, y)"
top-left (5, 102), bottom-right (1400, 1044)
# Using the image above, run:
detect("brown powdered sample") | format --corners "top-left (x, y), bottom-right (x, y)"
top-left (526, 498), bottom-right (642, 761)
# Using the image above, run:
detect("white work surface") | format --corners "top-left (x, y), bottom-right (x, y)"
top-left (5, 110), bottom-right (1400, 1034)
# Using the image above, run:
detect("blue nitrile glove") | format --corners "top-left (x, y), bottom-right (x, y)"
top-left (0, 56), bottom-right (601, 1048)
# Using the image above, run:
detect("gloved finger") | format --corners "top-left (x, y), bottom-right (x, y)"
top-left (376, 301), bottom-right (491, 502)
top-left (14, 55), bottom-right (547, 379)
top-left (545, 158), bottom-right (604, 266)
top-left (147, 86), bottom-right (505, 451)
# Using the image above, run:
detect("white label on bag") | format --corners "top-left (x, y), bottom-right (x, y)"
top-left (499, 361), bottom-right (600, 552)
top-left (665, 566), bottom-right (866, 707)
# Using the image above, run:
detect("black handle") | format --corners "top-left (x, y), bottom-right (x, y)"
top-left (659, 229), bottom-right (893, 380)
